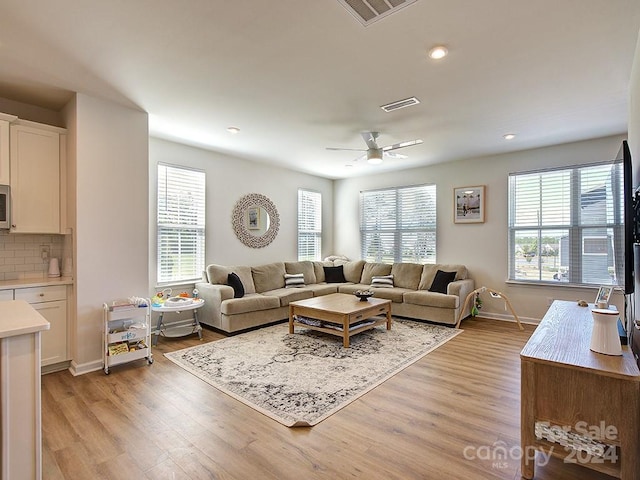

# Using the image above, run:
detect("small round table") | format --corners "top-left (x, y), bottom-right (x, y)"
top-left (151, 298), bottom-right (204, 345)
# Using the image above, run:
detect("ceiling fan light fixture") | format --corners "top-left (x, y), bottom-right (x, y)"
top-left (367, 149), bottom-right (383, 164)
top-left (428, 45), bottom-right (448, 60)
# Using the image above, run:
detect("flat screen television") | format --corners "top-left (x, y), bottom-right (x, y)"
top-left (622, 140), bottom-right (634, 295)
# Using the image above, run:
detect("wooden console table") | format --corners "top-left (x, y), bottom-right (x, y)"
top-left (520, 300), bottom-right (640, 479)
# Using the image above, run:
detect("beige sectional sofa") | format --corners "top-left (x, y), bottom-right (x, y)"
top-left (195, 259), bottom-right (474, 333)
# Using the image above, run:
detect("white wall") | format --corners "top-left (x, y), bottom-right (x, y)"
top-left (148, 137), bottom-right (334, 288)
top-left (630, 28), bottom-right (640, 184)
top-left (334, 135), bottom-right (627, 322)
top-left (67, 94), bottom-right (149, 373)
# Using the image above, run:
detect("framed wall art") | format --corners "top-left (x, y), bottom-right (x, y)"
top-left (454, 185), bottom-right (485, 223)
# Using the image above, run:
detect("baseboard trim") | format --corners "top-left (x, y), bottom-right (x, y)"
top-left (68, 359), bottom-right (103, 376)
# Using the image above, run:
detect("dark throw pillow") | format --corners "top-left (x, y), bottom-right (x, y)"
top-left (227, 272), bottom-right (245, 298)
top-left (323, 265), bottom-right (346, 283)
top-left (428, 270), bottom-right (457, 294)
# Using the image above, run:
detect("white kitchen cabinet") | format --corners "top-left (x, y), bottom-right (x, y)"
top-left (0, 289), bottom-right (13, 301)
top-left (15, 285), bottom-right (68, 367)
top-left (0, 113), bottom-right (16, 185)
top-left (9, 120), bottom-right (66, 234)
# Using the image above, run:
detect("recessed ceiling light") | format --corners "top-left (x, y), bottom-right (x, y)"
top-left (428, 45), bottom-right (448, 60)
top-left (227, 126), bottom-right (240, 134)
top-left (503, 133), bottom-right (516, 140)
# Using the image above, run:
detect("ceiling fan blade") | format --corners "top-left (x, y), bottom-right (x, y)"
top-left (326, 147), bottom-right (366, 152)
top-left (382, 139), bottom-right (423, 151)
top-left (385, 151), bottom-right (408, 159)
top-left (360, 131), bottom-right (380, 150)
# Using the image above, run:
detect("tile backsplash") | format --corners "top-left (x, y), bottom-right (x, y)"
top-left (0, 232), bottom-right (72, 281)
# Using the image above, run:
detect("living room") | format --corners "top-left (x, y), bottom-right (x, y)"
top-left (1, 2), bottom-right (640, 478)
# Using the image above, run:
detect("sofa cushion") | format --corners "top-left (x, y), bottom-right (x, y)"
top-left (334, 259), bottom-right (366, 283)
top-left (429, 270), bottom-right (457, 294)
top-left (371, 274), bottom-right (394, 288)
top-left (360, 262), bottom-right (392, 284)
top-left (220, 294), bottom-right (281, 315)
top-left (390, 263), bottom-right (424, 290)
top-left (252, 262), bottom-right (286, 293)
top-left (324, 265), bottom-right (346, 283)
top-left (284, 273), bottom-right (305, 288)
top-left (207, 264), bottom-right (256, 294)
top-left (285, 261), bottom-right (317, 284)
top-left (262, 287), bottom-right (313, 306)
top-left (304, 283), bottom-right (339, 296)
top-left (338, 283), bottom-right (370, 294)
top-left (227, 272), bottom-right (245, 298)
top-left (403, 290), bottom-right (459, 309)
top-left (312, 261), bottom-right (334, 283)
top-left (419, 264), bottom-right (468, 290)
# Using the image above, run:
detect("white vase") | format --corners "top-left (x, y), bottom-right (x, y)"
top-left (590, 308), bottom-right (622, 356)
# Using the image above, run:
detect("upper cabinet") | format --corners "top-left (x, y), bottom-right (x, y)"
top-left (9, 120), bottom-right (67, 234)
top-left (0, 113), bottom-right (17, 185)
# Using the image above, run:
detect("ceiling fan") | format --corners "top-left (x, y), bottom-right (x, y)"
top-left (327, 131), bottom-right (423, 165)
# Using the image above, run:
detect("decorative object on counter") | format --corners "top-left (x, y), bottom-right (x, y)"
top-left (590, 308), bottom-right (622, 356)
top-left (456, 286), bottom-right (523, 330)
top-left (62, 257), bottom-right (72, 276)
top-left (47, 257), bottom-right (60, 277)
top-left (354, 290), bottom-right (374, 301)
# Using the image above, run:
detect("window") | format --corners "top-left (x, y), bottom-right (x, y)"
top-left (157, 164), bottom-right (206, 284)
top-left (298, 189), bottom-right (322, 261)
top-left (360, 184), bottom-right (436, 264)
top-left (508, 161), bottom-right (623, 287)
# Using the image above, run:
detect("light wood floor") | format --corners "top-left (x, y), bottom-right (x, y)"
top-left (42, 318), bottom-right (616, 480)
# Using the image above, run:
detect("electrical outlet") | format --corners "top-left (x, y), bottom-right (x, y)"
top-left (40, 245), bottom-right (50, 261)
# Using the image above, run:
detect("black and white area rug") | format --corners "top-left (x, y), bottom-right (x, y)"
top-left (164, 319), bottom-right (462, 427)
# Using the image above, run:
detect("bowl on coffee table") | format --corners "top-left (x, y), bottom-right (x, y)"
top-left (354, 290), bottom-right (374, 301)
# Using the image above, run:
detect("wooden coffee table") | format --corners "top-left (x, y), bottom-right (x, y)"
top-left (289, 293), bottom-right (392, 347)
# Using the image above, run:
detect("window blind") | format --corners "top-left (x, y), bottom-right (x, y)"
top-left (298, 189), bottom-right (322, 261)
top-left (157, 164), bottom-right (206, 283)
top-left (508, 161), bottom-right (623, 287)
top-left (360, 184), bottom-right (436, 264)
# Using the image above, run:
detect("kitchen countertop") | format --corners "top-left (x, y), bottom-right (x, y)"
top-left (0, 276), bottom-right (73, 290)
top-left (0, 300), bottom-right (50, 338)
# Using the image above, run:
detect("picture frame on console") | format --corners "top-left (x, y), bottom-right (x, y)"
top-left (595, 285), bottom-right (613, 306)
top-left (454, 185), bottom-right (485, 224)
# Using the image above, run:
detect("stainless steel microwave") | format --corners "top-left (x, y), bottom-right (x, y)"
top-left (0, 185), bottom-right (10, 230)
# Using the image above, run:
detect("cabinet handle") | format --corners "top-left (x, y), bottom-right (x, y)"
top-left (11, 224), bottom-right (16, 228)
top-left (39, 293), bottom-right (45, 297)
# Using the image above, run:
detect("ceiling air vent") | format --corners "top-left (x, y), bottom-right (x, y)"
top-left (337, 0), bottom-right (418, 26)
top-left (380, 96), bottom-right (420, 113)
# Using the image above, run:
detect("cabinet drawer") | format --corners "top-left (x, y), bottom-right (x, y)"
top-left (0, 289), bottom-right (13, 301)
top-left (15, 285), bottom-right (66, 303)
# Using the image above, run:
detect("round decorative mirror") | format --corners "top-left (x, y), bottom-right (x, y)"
top-left (232, 193), bottom-right (280, 248)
